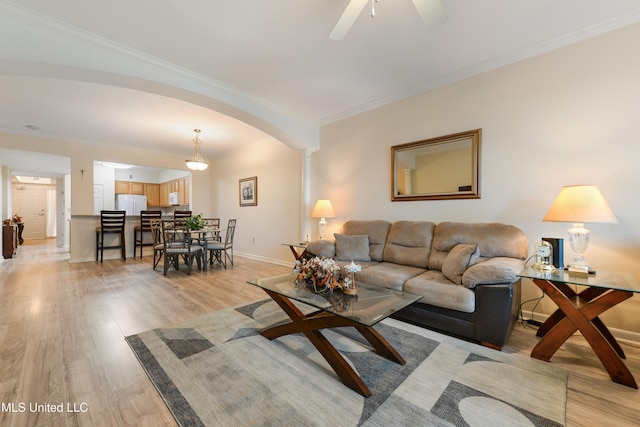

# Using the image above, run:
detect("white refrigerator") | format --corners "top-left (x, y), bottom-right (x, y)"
top-left (115, 194), bottom-right (147, 215)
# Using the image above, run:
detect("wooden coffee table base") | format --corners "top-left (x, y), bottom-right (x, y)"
top-left (261, 289), bottom-right (406, 397)
top-left (531, 278), bottom-right (637, 388)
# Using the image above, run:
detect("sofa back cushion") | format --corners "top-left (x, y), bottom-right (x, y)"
top-left (341, 220), bottom-right (391, 262)
top-left (334, 233), bottom-right (371, 262)
top-left (428, 222), bottom-right (528, 271)
top-left (382, 221), bottom-right (435, 268)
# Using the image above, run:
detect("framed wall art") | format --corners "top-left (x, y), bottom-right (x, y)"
top-left (239, 176), bottom-right (258, 206)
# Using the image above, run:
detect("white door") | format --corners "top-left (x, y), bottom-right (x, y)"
top-left (13, 184), bottom-right (48, 240)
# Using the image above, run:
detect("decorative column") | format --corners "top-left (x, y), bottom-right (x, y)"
top-left (300, 148), bottom-right (314, 243)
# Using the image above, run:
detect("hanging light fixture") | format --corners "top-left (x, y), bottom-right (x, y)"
top-left (185, 129), bottom-right (209, 171)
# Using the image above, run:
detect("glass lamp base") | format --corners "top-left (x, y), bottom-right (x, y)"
top-left (566, 223), bottom-right (594, 273)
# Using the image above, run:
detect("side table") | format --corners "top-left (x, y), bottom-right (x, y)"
top-left (518, 267), bottom-right (639, 388)
top-left (3, 224), bottom-right (18, 258)
top-left (282, 242), bottom-right (308, 261)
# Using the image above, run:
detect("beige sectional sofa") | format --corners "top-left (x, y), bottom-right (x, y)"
top-left (306, 220), bottom-right (528, 350)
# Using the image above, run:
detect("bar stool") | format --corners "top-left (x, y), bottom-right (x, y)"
top-left (96, 210), bottom-right (126, 263)
top-left (134, 210), bottom-right (162, 257)
top-left (174, 210), bottom-right (192, 220)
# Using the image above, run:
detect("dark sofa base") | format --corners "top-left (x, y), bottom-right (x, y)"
top-left (392, 280), bottom-right (522, 350)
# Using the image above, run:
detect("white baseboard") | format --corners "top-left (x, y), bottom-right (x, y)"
top-left (234, 251), bottom-right (292, 267)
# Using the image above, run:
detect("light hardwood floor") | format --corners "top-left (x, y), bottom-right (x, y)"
top-left (1, 240), bottom-right (638, 426)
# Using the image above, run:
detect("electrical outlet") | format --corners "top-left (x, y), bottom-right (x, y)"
top-left (252, 237), bottom-right (255, 243)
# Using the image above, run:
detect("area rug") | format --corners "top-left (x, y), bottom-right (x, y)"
top-left (126, 300), bottom-right (567, 427)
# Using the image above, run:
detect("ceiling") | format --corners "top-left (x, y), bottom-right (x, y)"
top-left (2, 0), bottom-right (640, 173)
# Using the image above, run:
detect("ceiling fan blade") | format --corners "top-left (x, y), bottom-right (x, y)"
top-left (411, 0), bottom-right (447, 30)
top-left (329, 0), bottom-right (369, 40)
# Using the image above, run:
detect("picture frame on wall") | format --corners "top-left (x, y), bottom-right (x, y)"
top-left (239, 176), bottom-right (258, 206)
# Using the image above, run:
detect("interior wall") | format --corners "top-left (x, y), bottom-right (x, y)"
top-left (317, 23), bottom-right (640, 333)
top-left (210, 138), bottom-right (302, 265)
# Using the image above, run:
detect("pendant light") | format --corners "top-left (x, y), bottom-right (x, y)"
top-left (185, 129), bottom-right (209, 171)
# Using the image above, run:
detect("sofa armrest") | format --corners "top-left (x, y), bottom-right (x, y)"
top-left (306, 240), bottom-right (336, 259)
top-left (474, 280), bottom-right (521, 348)
top-left (462, 257), bottom-right (525, 289)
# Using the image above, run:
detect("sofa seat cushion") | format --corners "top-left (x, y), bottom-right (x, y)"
top-left (404, 270), bottom-right (476, 313)
top-left (334, 233), bottom-right (371, 261)
top-left (355, 262), bottom-right (425, 291)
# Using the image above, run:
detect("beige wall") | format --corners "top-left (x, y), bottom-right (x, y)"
top-left (317, 23), bottom-right (640, 334)
top-left (210, 137), bottom-right (303, 264)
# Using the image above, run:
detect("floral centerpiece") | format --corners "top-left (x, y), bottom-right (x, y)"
top-left (188, 213), bottom-right (204, 230)
top-left (296, 256), bottom-right (345, 293)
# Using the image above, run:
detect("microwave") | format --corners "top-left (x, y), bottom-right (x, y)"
top-left (168, 192), bottom-right (179, 205)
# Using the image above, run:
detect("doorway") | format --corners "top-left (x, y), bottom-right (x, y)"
top-left (12, 180), bottom-right (56, 240)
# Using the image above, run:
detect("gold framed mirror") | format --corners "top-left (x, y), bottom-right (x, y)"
top-left (391, 129), bottom-right (481, 201)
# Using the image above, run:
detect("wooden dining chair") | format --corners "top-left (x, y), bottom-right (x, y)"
top-left (204, 219), bottom-right (236, 269)
top-left (95, 210), bottom-right (126, 263)
top-left (149, 218), bottom-right (164, 270)
top-left (161, 219), bottom-right (203, 275)
top-left (134, 210), bottom-right (162, 258)
top-left (173, 210), bottom-right (192, 220)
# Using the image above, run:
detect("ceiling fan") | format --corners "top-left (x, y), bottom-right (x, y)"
top-left (329, 0), bottom-right (447, 40)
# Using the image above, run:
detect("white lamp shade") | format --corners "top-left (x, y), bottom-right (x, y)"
top-left (543, 185), bottom-right (617, 224)
top-left (311, 200), bottom-right (335, 218)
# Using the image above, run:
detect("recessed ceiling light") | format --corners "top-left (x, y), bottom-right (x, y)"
top-left (24, 124), bottom-right (41, 131)
top-left (16, 176), bottom-right (53, 184)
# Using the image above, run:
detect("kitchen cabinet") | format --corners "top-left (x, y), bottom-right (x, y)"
top-left (130, 182), bottom-right (145, 195)
top-left (178, 177), bottom-right (188, 205)
top-left (115, 180), bottom-right (130, 194)
top-left (184, 177), bottom-right (190, 204)
top-left (115, 181), bottom-right (145, 195)
top-left (145, 184), bottom-right (160, 207)
top-left (160, 182), bottom-right (169, 207)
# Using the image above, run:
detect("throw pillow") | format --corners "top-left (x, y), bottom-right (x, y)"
top-left (442, 243), bottom-right (480, 285)
top-left (334, 233), bottom-right (371, 262)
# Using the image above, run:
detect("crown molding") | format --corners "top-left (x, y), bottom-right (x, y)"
top-left (319, 9), bottom-right (640, 126)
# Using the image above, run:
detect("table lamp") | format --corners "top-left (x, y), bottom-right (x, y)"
top-left (311, 199), bottom-right (335, 239)
top-left (543, 185), bottom-right (617, 273)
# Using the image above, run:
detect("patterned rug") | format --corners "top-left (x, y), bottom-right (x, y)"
top-left (126, 300), bottom-right (567, 426)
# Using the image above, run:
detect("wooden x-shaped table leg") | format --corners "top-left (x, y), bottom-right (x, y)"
top-left (261, 289), bottom-right (406, 397)
top-left (531, 278), bottom-right (637, 388)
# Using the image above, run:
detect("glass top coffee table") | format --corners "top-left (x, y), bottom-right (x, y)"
top-left (518, 267), bottom-right (639, 388)
top-left (247, 273), bottom-right (422, 397)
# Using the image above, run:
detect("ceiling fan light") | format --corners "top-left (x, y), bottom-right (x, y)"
top-left (185, 129), bottom-right (209, 171)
